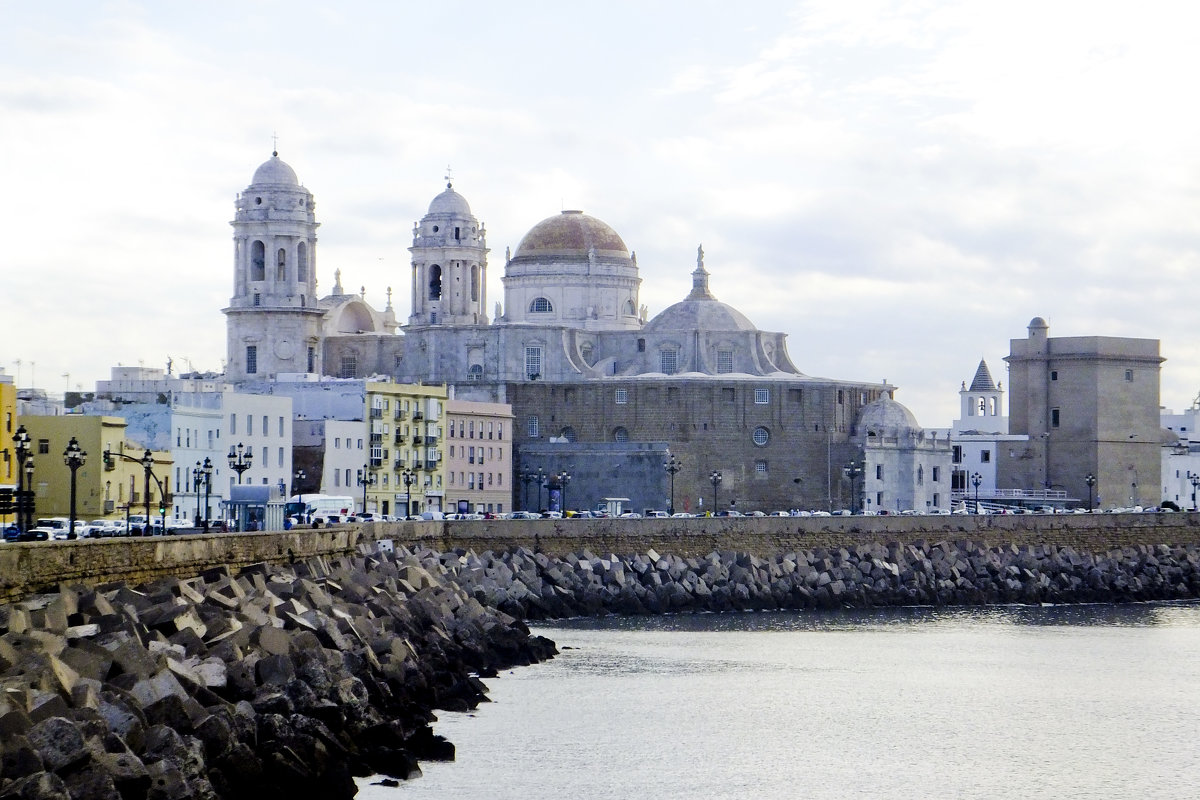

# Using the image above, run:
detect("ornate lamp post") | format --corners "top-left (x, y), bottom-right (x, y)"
top-left (12, 424), bottom-right (32, 533)
top-left (556, 469), bottom-right (572, 513)
top-left (357, 465), bottom-right (376, 514)
top-left (292, 468), bottom-right (307, 522)
top-left (536, 467), bottom-right (547, 512)
top-left (519, 469), bottom-right (535, 512)
top-left (139, 449), bottom-right (156, 529)
top-left (227, 442), bottom-right (252, 484)
top-left (709, 470), bottom-right (722, 515)
top-left (1085, 473), bottom-right (1097, 512)
top-left (843, 460), bottom-right (865, 515)
top-left (971, 471), bottom-right (983, 514)
top-left (1188, 471), bottom-right (1200, 512)
top-left (400, 467), bottom-right (416, 518)
top-left (663, 454), bottom-right (682, 515)
top-left (199, 458), bottom-right (213, 528)
top-left (62, 438), bottom-right (87, 539)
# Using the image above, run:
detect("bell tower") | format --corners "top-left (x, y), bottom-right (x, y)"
top-left (223, 152), bottom-right (325, 381)
top-left (408, 182), bottom-right (489, 326)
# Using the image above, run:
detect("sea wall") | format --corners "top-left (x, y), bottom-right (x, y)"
top-left (3, 513), bottom-right (1200, 604)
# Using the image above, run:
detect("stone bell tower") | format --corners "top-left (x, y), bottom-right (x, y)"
top-left (223, 152), bottom-right (324, 381)
top-left (408, 182), bottom-right (489, 326)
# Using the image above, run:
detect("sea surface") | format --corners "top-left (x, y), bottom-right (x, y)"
top-left (359, 604), bottom-right (1200, 800)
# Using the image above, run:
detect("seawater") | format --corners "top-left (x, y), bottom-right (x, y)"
top-left (359, 604), bottom-right (1200, 800)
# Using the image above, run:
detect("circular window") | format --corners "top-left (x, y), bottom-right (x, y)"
top-left (255, 197), bottom-right (262, 205)
top-left (432, 225), bottom-right (439, 232)
top-left (752, 427), bottom-right (770, 446)
top-left (613, 427), bottom-right (629, 442)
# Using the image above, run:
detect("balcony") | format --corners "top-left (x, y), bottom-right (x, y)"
top-left (369, 457), bottom-right (383, 468)
top-left (423, 435), bottom-right (438, 446)
top-left (413, 410), bottom-right (424, 420)
top-left (412, 436), bottom-right (424, 446)
top-left (394, 458), bottom-right (406, 470)
top-left (394, 410), bottom-right (407, 420)
top-left (424, 460), bottom-right (438, 471)
top-left (370, 408), bottom-right (383, 419)
top-left (370, 434), bottom-right (383, 445)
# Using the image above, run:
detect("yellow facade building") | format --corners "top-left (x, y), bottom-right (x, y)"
top-left (16, 415), bottom-right (171, 524)
top-left (363, 382), bottom-right (448, 517)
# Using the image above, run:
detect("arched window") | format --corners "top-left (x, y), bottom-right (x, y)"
top-left (276, 248), bottom-right (286, 281)
top-left (297, 242), bottom-right (308, 281)
top-left (559, 427), bottom-right (577, 442)
top-left (429, 265), bottom-right (442, 300)
top-left (612, 427), bottom-right (629, 442)
top-left (624, 299), bottom-right (635, 315)
top-left (250, 241), bottom-right (265, 281)
top-left (471, 265), bottom-right (479, 302)
top-left (529, 297), bottom-right (553, 313)
top-left (467, 364), bottom-right (483, 381)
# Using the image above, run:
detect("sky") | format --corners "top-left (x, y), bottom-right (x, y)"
top-left (4, 0), bottom-right (1200, 427)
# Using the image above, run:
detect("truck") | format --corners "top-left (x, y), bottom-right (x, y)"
top-left (286, 494), bottom-right (355, 527)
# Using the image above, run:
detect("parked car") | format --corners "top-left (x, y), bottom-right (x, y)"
top-left (30, 518), bottom-right (75, 540)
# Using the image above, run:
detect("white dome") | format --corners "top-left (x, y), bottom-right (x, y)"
top-left (857, 396), bottom-right (920, 435)
top-left (251, 153), bottom-right (299, 186)
top-left (427, 184), bottom-right (472, 217)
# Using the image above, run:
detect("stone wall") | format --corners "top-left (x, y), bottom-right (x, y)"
top-left (2, 513), bottom-right (1199, 604)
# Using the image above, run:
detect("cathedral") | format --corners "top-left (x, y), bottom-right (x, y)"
top-left (224, 151), bottom-right (925, 512)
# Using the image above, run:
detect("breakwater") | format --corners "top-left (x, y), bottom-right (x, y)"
top-left (2, 535), bottom-right (1200, 799)
top-left (0, 544), bottom-right (555, 800)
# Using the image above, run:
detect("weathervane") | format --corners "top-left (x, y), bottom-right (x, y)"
top-left (444, 164), bottom-right (453, 188)
top-left (272, 131), bottom-right (279, 156)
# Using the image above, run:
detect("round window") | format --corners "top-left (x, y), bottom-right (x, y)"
top-left (752, 427), bottom-right (770, 446)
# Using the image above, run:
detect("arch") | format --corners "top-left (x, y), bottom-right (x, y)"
top-left (624, 298), bottom-right (635, 315)
top-left (529, 297), bottom-right (553, 313)
top-left (276, 248), bottom-right (286, 281)
top-left (250, 241), bottom-right (265, 281)
top-left (612, 426), bottom-right (629, 442)
top-left (297, 242), bottom-right (308, 281)
top-left (471, 264), bottom-right (479, 302)
top-left (559, 426), bottom-right (577, 443)
top-left (467, 364), bottom-right (483, 381)
top-left (429, 265), bottom-right (442, 300)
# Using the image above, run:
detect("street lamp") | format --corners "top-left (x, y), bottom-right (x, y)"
top-left (1188, 471), bottom-right (1200, 512)
top-left (293, 468), bottom-right (307, 522)
top-left (400, 467), bottom-right (416, 518)
top-left (63, 437), bottom-right (87, 538)
top-left (536, 467), bottom-right (547, 512)
top-left (104, 446), bottom-right (163, 534)
top-left (843, 461), bottom-right (865, 515)
top-left (518, 469), bottom-right (535, 512)
top-left (12, 424), bottom-right (32, 533)
top-left (709, 470), bottom-right (722, 516)
top-left (663, 454), bottom-right (682, 515)
top-left (139, 449), bottom-right (157, 529)
top-left (1085, 473), bottom-right (1097, 512)
top-left (193, 457), bottom-right (213, 529)
top-left (556, 469), bottom-right (572, 513)
top-left (971, 471), bottom-right (983, 514)
top-left (357, 465), bottom-right (376, 514)
top-left (227, 443), bottom-right (252, 484)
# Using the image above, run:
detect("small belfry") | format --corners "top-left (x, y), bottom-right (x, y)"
top-left (408, 178), bottom-right (489, 326)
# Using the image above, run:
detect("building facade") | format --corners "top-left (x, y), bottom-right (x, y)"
top-left (1003, 317), bottom-right (1164, 510)
top-left (445, 398), bottom-right (513, 515)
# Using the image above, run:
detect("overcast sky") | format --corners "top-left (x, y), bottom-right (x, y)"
top-left (5, 0), bottom-right (1199, 426)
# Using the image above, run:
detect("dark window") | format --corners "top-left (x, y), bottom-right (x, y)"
top-left (1051, 408), bottom-right (1060, 428)
top-left (1050, 370), bottom-right (1058, 381)
top-left (981, 450), bottom-right (991, 463)
top-left (246, 345), bottom-right (257, 374)
top-left (429, 265), bottom-right (442, 300)
top-left (875, 465), bottom-right (882, 480)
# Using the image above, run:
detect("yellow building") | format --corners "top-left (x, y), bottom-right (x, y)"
top-left (363, 382), bottom-right (448, 516)
top-left (16, 415), bottom-right (171, 524)
top-left (1, 373), bottom-right (16, 527)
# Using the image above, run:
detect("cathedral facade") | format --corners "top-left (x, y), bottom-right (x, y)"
top-left (224, 153), bottom-right (897, 512)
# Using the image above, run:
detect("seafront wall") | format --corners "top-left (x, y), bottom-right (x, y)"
top-left (2, 513), bottom-right (1200, 603)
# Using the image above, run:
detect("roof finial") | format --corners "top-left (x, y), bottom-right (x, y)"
top-left (444, 164), bottom-right (453, 189)
top-left (272, 131), bottom-right (279, 157)
top-left (687, 244), bottom-right (716, 301)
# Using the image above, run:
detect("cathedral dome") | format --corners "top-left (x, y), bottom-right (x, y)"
top-left (427, 184), bottom-right (472, 217)
top-left (857, 396), bottom-right (921, 435)
top-left (251, 153), bottom-right (300, 186)
top-left (644, 299), bottom-right (756, 333)
top-left (512, 210), bottom-right (629, 260)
